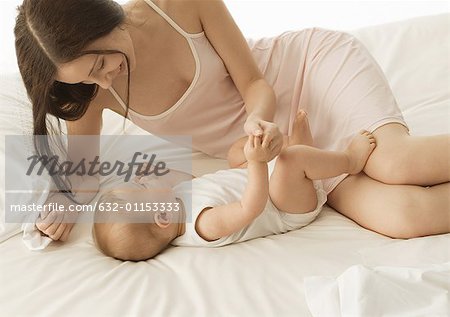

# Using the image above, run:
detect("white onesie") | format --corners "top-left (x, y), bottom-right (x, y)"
top-left (171, 159), bottom-right (327, 247)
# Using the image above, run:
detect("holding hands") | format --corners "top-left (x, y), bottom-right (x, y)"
top-left (244, 115), bottom-right (283, 161)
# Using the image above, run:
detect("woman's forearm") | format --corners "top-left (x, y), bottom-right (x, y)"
top-left (61, 174), bottom-right (100, 205)
top-left (243, 78), bottom-right (276, 121)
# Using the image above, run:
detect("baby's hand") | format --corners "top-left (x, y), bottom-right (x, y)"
top-left (244, 135), bottom-right (272, 163)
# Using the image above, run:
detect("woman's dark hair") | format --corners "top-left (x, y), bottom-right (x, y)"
top-left (14, 0), bottom-right (131, 202)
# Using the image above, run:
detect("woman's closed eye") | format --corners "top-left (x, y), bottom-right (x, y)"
top-left (94, 56), bottom-right (105, 73)
top-left (82, 56), bottom-right (104, 84)
top-left (99, 57), bottom-right (105, 70)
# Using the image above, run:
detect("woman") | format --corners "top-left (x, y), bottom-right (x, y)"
top-left (14, 0), bottom-right (449, 241)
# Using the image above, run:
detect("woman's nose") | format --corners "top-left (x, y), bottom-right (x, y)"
top-left (95, 71), bottom-right (115, 89)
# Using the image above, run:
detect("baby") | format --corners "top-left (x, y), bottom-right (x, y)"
top-left (92, 112), bottom-right (376, 261)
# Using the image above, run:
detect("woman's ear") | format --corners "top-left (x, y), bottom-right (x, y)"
top-left (154, 211), bottom-right (171, 229)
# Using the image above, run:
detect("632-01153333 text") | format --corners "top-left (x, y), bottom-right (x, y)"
top-left (9, 202), bottom-right (181, 213)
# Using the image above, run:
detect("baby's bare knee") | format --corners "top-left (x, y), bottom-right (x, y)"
top-left (277, 146), bottom-right (306, 167)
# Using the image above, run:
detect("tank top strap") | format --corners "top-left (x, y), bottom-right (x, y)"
top-left (108, 86), bottom-right (128, 113)
top-left (143, 0), bottom-right (199, 39)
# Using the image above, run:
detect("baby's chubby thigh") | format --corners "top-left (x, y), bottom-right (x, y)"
top-left (268, 153), bottom-right (319, 215)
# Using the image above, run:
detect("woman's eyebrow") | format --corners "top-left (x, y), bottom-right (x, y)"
top-left (88, 55), bottom-right (99, 77)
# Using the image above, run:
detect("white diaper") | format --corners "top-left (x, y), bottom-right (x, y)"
top-left (269, 179), bottom-right (327, 231)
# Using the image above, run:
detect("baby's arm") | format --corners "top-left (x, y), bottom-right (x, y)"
top-left (196, 135), bottom-right (271, 241)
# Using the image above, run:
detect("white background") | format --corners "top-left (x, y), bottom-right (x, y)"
top-left (1, 0), bottom-right (449, 74)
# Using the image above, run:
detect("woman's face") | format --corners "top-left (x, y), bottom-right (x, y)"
top-left (55, 25), bottom-right (136, 89)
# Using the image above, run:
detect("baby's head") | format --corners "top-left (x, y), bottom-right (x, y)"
top-left (92, 220), bottom-right (168, 262)
top-left (92, 185), bottom-right (183, 261)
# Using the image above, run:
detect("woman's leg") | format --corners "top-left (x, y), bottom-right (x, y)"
top-left (328, 173), bottom-right (450, 238)
top-left (364, 123), bottom-right (450, 186)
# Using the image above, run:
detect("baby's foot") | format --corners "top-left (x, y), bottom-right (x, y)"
top-left (345, 130), bottom-right (377, 174)
top-left (289, 110), bottom-right (314, 147)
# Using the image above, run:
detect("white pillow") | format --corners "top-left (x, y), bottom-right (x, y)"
top-left (348, 13), bottom-right (450, 135)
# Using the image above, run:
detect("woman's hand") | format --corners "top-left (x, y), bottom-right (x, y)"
top-left (35, 188), bottom-right (84, 242)
top-left (244, 115), bottom-right (283, 160)
top-left (36, 209), bottom-right (78, 242)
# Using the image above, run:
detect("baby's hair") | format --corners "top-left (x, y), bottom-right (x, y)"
top-left (92, 189), bottom-right (171, 262)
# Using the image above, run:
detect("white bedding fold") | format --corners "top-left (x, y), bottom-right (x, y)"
top-left (305, 262), bottom-right (450, 317)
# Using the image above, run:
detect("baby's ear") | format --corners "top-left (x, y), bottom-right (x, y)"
top-left (154, 211), bottom-right (171, 228)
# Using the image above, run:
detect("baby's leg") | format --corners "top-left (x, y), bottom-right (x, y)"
top-left (270, 157), bottom-right (319, 213)
top-left (270, 113), bottom-right (318, 213)
top-left (227, 136), bottom-right (248, 168)
top-left (270, 129), bottom-right (376, 214)
top-left (288, 110), bottom-right (313, 147)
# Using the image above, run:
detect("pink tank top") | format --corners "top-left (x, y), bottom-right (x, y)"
top-left (109, 0), bottom-right (249, 158)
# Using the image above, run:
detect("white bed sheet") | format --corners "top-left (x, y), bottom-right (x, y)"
top-left (1, 13), bottom-right (449, 317)
top-left (304, 262), bottom-right (450, 317)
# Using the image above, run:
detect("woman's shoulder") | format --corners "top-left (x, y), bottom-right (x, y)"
top-left (135, 0), bottom-right (203, 34)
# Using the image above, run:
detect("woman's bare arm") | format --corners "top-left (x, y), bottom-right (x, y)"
top-left (64, 102), bottom-right (103, 203)
top-left (196, 0), bottom-right (273, 117)
top-left (36, 102), bottom-right (103, 241)
top-left (196, 0), bottom-right (282, 154)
